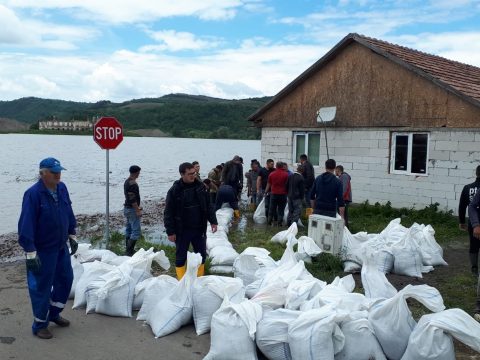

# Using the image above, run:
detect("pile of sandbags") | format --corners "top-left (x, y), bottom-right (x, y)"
top-left (341, 218), bottom-right (447, 276)
top-left (206, 206), bottom-right (239, 274)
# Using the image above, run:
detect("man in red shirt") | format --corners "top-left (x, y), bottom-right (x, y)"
top-left (265, 161), bottom-right (289, 226)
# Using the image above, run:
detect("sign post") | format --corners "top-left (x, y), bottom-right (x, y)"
top-left (93, 117), bottom-right (123, 247)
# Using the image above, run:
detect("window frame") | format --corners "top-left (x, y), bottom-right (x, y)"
top-left (293, 131), bottom-right (321, 166)
top-left (390, 132), bottom-right (430, 176)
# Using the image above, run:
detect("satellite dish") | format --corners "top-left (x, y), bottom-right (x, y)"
top-left (317, 106), bottom-right (337, 123)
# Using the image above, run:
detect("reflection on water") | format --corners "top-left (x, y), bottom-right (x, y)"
top-left (1, 134), bottom-right (260, 235)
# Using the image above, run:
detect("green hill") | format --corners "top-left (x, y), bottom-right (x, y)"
top-left (0, 94), bottom-right (271, 139)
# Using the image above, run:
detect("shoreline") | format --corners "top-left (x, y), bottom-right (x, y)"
top-left (0, 198), bottom-right (166, 262)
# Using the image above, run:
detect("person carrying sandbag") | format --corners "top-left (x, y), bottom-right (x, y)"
top-left (164, 162), bottom-right (218, 280)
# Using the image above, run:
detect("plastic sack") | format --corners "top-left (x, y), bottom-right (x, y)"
top-left (233, 247), bottom-right (277, 286)
top-left (297, 236), bottom-right (322, 257)
top-left (369, 284), bottom-right (445, 360)
top-left (204, 298), bottom-right (263, 360)
top-left (335, 311), bottom-right (386, 360)
top-left (253, 198), bottom-right (267, 224)
top-left (208, 265), bottom-right (233, 274)
top-left (374, 249), bottom-right (395, 273)
top-left (256, 309), bottom-right (301, 360)
top-left (95, 269), bottom-right (136, 317)
top-left (361, 252), bottom-right (398, 299)
top-left (208, 245), bottom-right (239, 266)
top-left (133, 277), bottom-right (158, 310)
top-left (146, 252), bottom-right (202, 338)
top-left (251, 284), bottom-right (287, 309)
top-left (401, 308), bottom-right (480, 360)
top-left (285, 278), bottom-right (326, 310)
top-left (136, 275), bottom-right (178, 321)
top-left (192, 276), bottom-right (245, 335)
top-left (73, 261), bottom-right (115, 309)
top-left (69, 256), bottom-right (84, 299)
top-left (391, 244), bottom-right (423, 278)
top-left (271, 222), bottom-right (298, 244)
top-left (215, 206), bottom-right (234, 227)
top-left (408, 223), bottom-right (448, 267)
top-left (288, 306), bottom-right (346, 360)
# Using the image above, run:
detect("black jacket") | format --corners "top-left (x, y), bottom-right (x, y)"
top-left (469, 191), bottom-right (480, 228)
top-left (164, 179), bottom-right (217, 236)
top-left (302, 161), bottom-right (315, 190)
top-left (311, 172), bottom-right (345, 212)
top-left (459, 178), bottom-right (480, 224)
top-left (287, 172), bottom-right (305, 200)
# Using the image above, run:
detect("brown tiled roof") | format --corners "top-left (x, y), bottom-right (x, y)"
top-left (248, 33), bottom-right (480, 122)
top-left (356, 34), bottom-right (480, 103)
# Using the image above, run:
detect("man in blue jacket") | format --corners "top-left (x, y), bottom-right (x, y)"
top-left (18, 157), bottom-right (78, 339)
top-left (468, 190), bottom-right (480, 321)
top-left (310, 158), bottom-right (345, 220)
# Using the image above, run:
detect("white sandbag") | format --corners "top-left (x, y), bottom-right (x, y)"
top-left (369, 284), bottom-right (445, 360)
top-left (133, 277), bottom-right (158, 310)
top-left (69, 256), bottom-right (84, 299)
top-left (285, 278), bottom-right (326, 310)
top-left (253, 198), bottom-right (267, 224)
top-left (101, 254), bottom-right (131, 266)
top-left (271, 222), bottom-right (298, 244)
top-left (374, 249), bottom-right (395, 273)
top-left (256, 309), bottom-right (301, 360)
top-left (401, 308), bottom-right (480, 360)
top-left (301, 285), bottom-right (371, 313)
top-left (85, 277), bottom-right (105, 314)
top-left (208, 245), bottom-right (239, 266)
top-left (391, 244), bottom-right (423, 278)
top-left (73, 261), bottom-right (115, 309)
top-left (233, 247), bottom-right (277, 286)
top-left (206, 235), bottom-right (231, 251)
top-left (251, 284), bottom-right (287, 309)
top-left (408, 223), bottom-right (448, 266)
top-left (335, 311), bottom-right (387, 360)
top-left (361, 252), bottom-right (398, 299)
top-left (76, 248), bottom-right (116, 263)
top-left (204, 299), bottom-right (263, 360)
top-left (136, 275), bottom-right (178, 321)
top-left (288, 306), bottom-right (346, 360)
top-left (208, 265), bottom-right (233, 274)
top-left (146, 252), bottom-right (202, 338)
top-left (297, 236), bottom-right (322, 257)
top-left (215, 207), bottom-right (234, 227)
top-left (340, 227), bottom-right (368, 271)
top-left (126, 247), bottom-right (170, 284)
top-left (192, 276), bottom-right (245, 335)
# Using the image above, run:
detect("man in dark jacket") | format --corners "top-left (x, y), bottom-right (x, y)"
top-left (18, 157), bottom-right (77, 339)
top-left (460, 165), bottom-right (480, 275)
top-left (286, 164), bottom-right (305, 226)
top-left (164, 162), bottom-right (218, 280)
top-left (299, 154), bottom-right (315, 215)
top-left (468, 189), bottom-right (480, 321)
top-left (124, 165), bottom-right (142, 256)
top-left (256, 159), bottom-right (275, 212)
top-left (215, 184), bottom-right (239, 217)
top-left (221, 155), bottom-right (243, 196)
top-left (310, 159), bottom-right (345, 219)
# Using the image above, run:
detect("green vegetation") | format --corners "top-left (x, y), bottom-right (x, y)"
top-left (0, 94), bottom-right (270, 139)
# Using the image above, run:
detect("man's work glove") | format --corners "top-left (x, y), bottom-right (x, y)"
top-left (305, 208), bottom-right (313, 217)
top-left (234, 210), bottom-right (240, 218)
top-left (69, 235), bottom-right (78, 255)
top-left (26, 252), bottom-right (41, 273)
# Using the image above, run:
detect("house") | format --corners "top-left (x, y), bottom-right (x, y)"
top-left (39, 119), bottom-right (93, 131)
top-left (248, 33), bottom-right (480, 213)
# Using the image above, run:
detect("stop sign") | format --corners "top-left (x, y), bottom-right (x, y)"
top-left (94, 117), bottom-right (123, 149)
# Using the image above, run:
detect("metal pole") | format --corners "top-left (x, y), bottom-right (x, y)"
top-left (320, 115), bottom-right (330, 159)
top-left (105, 149), bottom-right (110, 247)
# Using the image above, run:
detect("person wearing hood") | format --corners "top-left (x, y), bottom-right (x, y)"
top-left (310, 159), bottom-right (345, 219)
top-left (335, 165), bottom-right (352, 228)
top-left (18, 157), bottom-right (78, 339)
top-left (164, 162), bottom-right (218, 280)
top-left (460, 165), bottom-right (480, 276)
top-left (468, 183), bottom-right (480, 322)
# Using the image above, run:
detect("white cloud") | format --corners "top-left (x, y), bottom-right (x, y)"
top-left (141, 30), bottom-right (220, 52)
top-left (5, 0), bottom-right (246, 23)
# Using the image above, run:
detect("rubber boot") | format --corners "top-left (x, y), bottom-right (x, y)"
top-left (197, 264), bottom-right (205, 277)
top-left (470, 253), bottom-right (479, 276)
top-left (126, 239), bottom-right (137, 257)
top-left (176, 265), bottom-right (186, 280)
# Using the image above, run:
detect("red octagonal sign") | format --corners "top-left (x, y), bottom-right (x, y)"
top-left (94, 117), bottom-right (123, 150)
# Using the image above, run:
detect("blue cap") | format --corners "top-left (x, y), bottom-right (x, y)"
top-left (39, 157), bottom-right (66, 173)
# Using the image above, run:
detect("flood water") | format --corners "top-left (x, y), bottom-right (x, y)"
top-left (0, 134), bottom-right (260, 235)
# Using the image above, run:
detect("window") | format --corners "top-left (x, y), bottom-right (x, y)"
top-left (390, 132), bottom-right (429, 175)
top-left (293, 132), bottom-right (320, 165)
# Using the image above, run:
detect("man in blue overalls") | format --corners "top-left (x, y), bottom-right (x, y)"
top-left (18, 157), bottom-right (78, 339)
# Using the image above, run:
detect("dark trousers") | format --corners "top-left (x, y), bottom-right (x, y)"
top-left (27, 246), bottom-right (73, 333)
top-left (175, 229), bottom-right (207, 267)
top-left (287, 198), bottom-right (302, 226)
top-left (476, 275), bottom-right (480, 313)
top-left (268, 194), bottom-right (287, 224)
top-left (210, 192), bottom-right (217, 208)
top-left (344, 202), bottom-right (350, 228)
top-left (469, 223), bottom-right (480, 254)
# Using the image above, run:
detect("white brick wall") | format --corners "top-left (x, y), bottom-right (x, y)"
top-left (261, 127), bottom-right (480, 214)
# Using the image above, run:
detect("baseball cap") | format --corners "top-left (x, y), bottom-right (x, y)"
top-left (39, 157), bottom-right (66, 173)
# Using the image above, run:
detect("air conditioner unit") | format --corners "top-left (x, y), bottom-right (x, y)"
top-left (307, 214), bottom-right (344, 255)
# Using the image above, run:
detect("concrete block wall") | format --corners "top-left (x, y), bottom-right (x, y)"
top-left (261, 127), bottom-right (480, 214)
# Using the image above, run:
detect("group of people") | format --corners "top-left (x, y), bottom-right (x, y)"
top-left (243, 155), bottom-right (352, 228)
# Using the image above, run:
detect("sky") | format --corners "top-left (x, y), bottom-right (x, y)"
top-left (0, 0), bottom-right (479, 102)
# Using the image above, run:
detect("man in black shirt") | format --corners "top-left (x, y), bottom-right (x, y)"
top-left (124, 165), bottom-right (142, 256)
top-left (468, 188), bottom-right (480, 321)
top-left (164, 162), bottom-right (218, 279)
top-left (299, 154), bottom-right (315, 215)
top-left (310, 159), bottom-right (345, 219)
top-left (286, 164), bottom-right (305, 226)
top-left (256, 159), bottom-right (275, 215)
top-left (459, 165), bottom-right (480, 275)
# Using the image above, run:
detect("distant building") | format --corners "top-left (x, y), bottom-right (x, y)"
top-left (248, 33), bottom-right (480, 213)
top-left (39, 119), bottom-right (94, 131)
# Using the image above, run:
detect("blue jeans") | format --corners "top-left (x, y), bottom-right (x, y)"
top-left (124, 207), bottom-right (141, 240)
